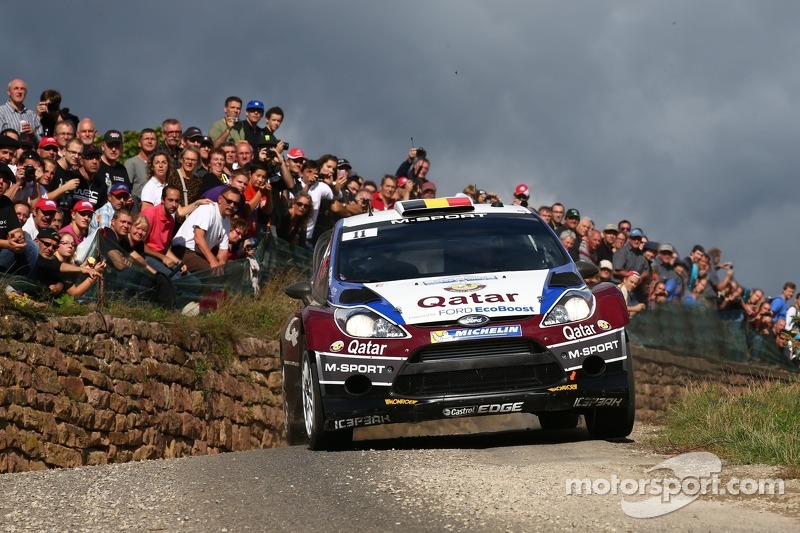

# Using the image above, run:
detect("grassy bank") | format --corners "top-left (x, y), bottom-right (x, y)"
top-left (658, 381), bottom-right (800, 473)
top-left (1, 269), bottom-right (303, 356)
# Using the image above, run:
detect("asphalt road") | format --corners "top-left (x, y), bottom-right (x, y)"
top-left (1, 419), bottom-right (798, 532)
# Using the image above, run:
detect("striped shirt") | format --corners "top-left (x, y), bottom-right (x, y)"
top-left (0, 101), bottom-right (42, 139)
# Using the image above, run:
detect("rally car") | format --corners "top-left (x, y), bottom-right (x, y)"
top-left (280, 197), bottom-right (634, 450)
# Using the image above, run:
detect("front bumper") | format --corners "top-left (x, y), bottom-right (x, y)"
top-left (318, 330), bottom-right (633, 431)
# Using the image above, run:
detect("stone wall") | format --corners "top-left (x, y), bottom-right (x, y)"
top-left (632, 345), bottom-right (796, 421)
top-left (0, 313), bottom-right (283, 474)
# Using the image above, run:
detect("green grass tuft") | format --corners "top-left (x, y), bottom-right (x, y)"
top-left (657, 381), bottom-right (800, 471)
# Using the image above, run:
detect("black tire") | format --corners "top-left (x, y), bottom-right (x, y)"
top-left (301, 353), bottom-right (353, 451)
top-left (585, 406), bottom-right (634, 439)
top-left (586, 343), bottom-right (635, 439)
top-left (282, 363), bottom-right (307, 446)
top-left (538, 411), bottom-right (580, 430)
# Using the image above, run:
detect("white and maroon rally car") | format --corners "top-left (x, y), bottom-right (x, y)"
top-left (280, 197), bottom-right (634, 450)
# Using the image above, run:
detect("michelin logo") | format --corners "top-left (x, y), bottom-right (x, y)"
top-left (431, 325), bottom-right (522, 343)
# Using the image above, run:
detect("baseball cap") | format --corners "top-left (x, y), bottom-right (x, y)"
top-left (246, 100), bottom-right (264, 111)
top-left (183, 127), bottom-right (203, 139)
top-left (626, 270), bottom-right (641, 278)
top-left (514, 184), bottom-right (530, 198)
top-left (103, 130), bottom-right (123, 144)
top-left (0, 163), bottom-right (15, 183)
top-left (565, 208), bottom-right (580, 219)
top-left (71, 200), bottom-right (95, 213)
top-left (109, 183), bottom-right (131, 196)
top-left (38, 136), bottom-right (58, 149)
top-left (422, 182), bottom-right (437, 193)
top-left (18, 134), bottom-right (35, 150)
top-left (0, 135), bottom-right (19, 149)
top-left (37, 227), bottom-right (60, 242)
top-left (337, 158), bottom-right (351, 169)
top-left (599, 259), bottom-right (613, 271)
top-left (629, 228), bottom-right (644, 238)
top-left (286, 147), bottom-right (305, 160)
top-left (603, 224), bottom-right (619, 234)
top-left (644, 241), bottom-right (659, 252)
top-left (18, 150), bottom-right (41, 164)
top-left (201, 136), bottom-right (213, 147)
top-left (34, 198), bottom-right (58, 212)
top-left (658, 243), bottom-right (675, 253)
top-left (83, 144), bottom-right (102, 158)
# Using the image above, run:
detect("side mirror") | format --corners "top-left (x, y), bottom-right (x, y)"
top-left (575, 260), bottom-right (600, 281)
top-left (285, 281), bottom-right (314, 306)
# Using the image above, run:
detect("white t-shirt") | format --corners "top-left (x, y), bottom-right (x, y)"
top-left (786, 305), bottom-right (798, 331)
top-left (140, 177), bottom-right (166, 207)
top-left (22, 215), bottom-right (39, 241)
top-left (305, 181), bottom-right (334, 240)
top-left (172, 203), bottom-right (229, 252)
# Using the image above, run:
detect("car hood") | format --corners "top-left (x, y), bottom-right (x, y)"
top-left (363, 271), bottom-right (551, 325)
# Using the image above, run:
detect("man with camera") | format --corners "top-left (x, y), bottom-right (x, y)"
top-left (254, 138), bottom-right (295, 235)
top-left (12, 151), bottom-right (44, 204)
top-left (36, 89), bottom-right (79, 138)
top-left (209, 96), bottom-right (245, 148)
top-left (395, 147), bottom-right (435, 198)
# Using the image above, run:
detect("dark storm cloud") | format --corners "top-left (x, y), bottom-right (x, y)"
top-left (3, 0), bottom-right (798, 294)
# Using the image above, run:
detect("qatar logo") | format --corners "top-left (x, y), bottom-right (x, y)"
top-left (444, 282), bottom-right (486, 293)
top-left (457, 314), bottom-right (490, 327)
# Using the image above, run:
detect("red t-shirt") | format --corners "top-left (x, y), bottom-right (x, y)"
top-left (141, 204), bottom-right (175, 254)
top-left (372, 195), bottom-right (395, 211)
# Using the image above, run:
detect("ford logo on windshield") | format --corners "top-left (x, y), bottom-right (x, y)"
top-left (457, 314), bottom-right (490, 327)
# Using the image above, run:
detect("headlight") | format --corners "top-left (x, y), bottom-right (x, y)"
top-left (541, 290), bottom-right (593, 326)
top-left (334, 308), bottom-right (407, 338)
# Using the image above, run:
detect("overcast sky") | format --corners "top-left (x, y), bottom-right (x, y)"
top-left (5, 1), bottom-right (798, 296)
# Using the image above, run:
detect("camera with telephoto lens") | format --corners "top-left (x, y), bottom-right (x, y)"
top-left (24, 165), bottom-right (36, 181)
top-left (415, 147), bottom-right (426, 159)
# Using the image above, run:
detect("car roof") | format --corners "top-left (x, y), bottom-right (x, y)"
top-left (340, 199), bottom-right (535, 229)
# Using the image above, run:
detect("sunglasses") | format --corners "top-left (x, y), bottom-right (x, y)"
top-left (296, 202), bottom-right (311, 208)
top-left (619, 226), bottom-right (631, 231)
top-left (40, 240), bottom-right (58, 250)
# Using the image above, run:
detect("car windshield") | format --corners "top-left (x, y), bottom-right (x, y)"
top-left (337, 214), bottom-right (570, 283)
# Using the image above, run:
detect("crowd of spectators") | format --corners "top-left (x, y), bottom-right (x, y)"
top-left (0, 78), bottom-right (796, 363)
top-left (517, 196), bottom-right (799, 365)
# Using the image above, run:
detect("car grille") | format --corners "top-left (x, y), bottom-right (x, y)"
top-left (419, 338), bottom-right (537, 360)
top-left (391, 339), bottom-right (564, 397)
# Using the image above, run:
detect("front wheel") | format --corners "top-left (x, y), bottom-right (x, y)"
top-left (282, 363), bottom-right (307, 446)
top-left (585, 406), bottom-right (634, 439)
top-left (301, 353), bottom-right (352, 450)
